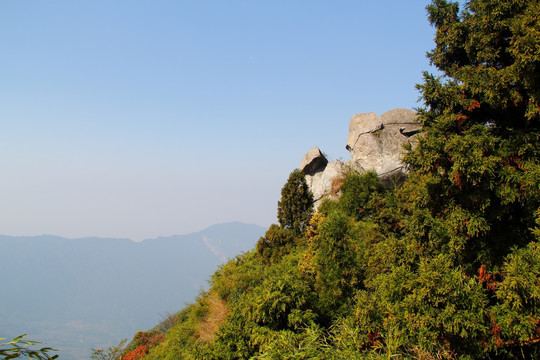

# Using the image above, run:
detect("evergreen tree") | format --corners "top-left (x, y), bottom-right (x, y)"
top-left (277, 169), bottom-right (314, 235)
top-left (403, 0), bottom-right (540, 269)
top-left (388, 0), bottom-right (540, 356)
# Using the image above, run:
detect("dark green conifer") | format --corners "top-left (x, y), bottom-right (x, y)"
top-left (386, 0), bottom-right (540, 356)
top-left (403, 0), bottom-right (540, 268)
top-left (277, 169), bottom-right (314, 235)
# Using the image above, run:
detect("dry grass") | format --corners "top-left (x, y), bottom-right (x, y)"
top-left (331, 176), bottom-right (345, 195)
top-left (197, 292), bottom-right (229, 343)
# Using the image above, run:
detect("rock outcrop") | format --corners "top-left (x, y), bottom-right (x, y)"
top-left (301, 109), bottom-right (420, 208)
top-left (300, 146), bottom-right (328, 175)
top-left (346, 108), bottom-right (420, 177)
top-left (300, 148), bottom-right (350, 207)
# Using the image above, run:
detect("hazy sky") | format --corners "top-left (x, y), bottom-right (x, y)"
top-left (1, 1), bottom-right (443, 241)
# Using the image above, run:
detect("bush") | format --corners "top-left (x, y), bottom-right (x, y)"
top-left (337, 171), bottom-right (384, 220)
top-left (256, 224), bottom-right (297, 264)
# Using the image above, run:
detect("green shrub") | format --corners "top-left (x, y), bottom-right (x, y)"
top-left (256, 224), bottom-right (297, 264)
top-left (337, 171), bottom-right (384, 220)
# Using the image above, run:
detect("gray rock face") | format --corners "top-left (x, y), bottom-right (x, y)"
top-left (300, 146), bottom-right (328, 174)
top-left (300, 109), bottom-right (420, 208)
top-left (346, 108), bottom-right (420, 177)
top-left (346, 112), bottom-right (381, 146)
top-left (304, 160), bottom-right (350, 209)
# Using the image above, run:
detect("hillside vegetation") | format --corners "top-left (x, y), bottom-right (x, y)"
top-left (117, 0), bottom-right (539, 359)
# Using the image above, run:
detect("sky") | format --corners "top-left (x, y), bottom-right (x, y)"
top-left (1, 0), bottom-right (445, 241)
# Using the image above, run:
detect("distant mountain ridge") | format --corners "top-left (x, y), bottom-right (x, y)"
top-left (0, 222), bottom-right (266, 360)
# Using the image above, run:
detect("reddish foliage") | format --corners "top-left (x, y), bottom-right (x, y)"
top-left (490, 321), bottom-right (503, 347)
top-left (133, 331), bottom-right (165, 348)
top-left (123, 345), bottom-right (147, 360)
top-left (453, 172), bottom-right (462, 190)
top-left (468, 100), bottom-right (481, 111)
top-left (366, 329), bottom-right (381, 347)
top-left (456, 113), bottom-right (468, 128)
top-left (478, 265), bottom-right (498, 291)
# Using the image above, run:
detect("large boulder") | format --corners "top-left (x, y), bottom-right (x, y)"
top-left (304, 160), bottom-right (350, 209)
top-left (345, 108), bottom-right (420, 177)
top-left (300, 146), bottom-right (328, 174)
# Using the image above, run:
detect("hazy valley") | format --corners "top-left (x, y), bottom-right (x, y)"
top-left (0, 222), bottom-right (265, 359)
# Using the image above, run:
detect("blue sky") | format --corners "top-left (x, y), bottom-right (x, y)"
top-left (1, 1), bottom-right (442, 241)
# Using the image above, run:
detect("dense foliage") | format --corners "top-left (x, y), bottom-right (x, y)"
top-left (120, 0), bottom-right (539, 359)
top-left (276, 169), bottom-right (314, 235)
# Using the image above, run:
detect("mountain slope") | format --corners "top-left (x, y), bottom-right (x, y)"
top-left (0, 222), bottom-right (265, 360)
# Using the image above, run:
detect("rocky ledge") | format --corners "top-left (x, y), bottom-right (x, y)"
top-left (300, 108), bottom-right (420, 208)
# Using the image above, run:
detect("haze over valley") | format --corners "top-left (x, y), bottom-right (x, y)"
top-left (0, 222), bottom-right (265, 359)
